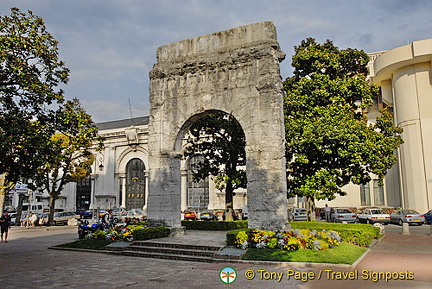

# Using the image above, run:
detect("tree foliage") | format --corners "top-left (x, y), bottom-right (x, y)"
top-left (184, 112), bottom-right (246, 210)
top-left (33, 98), bottom-right (103, 225)
top-left (284, 38), bottom-right (403, 218)
top-left (0, 8), bottom-right (69, 214)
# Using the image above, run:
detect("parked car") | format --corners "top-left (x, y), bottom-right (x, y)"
top-left (76, 209), bottom-right (93, 219)
top-left (112, 207), bottom-right (127, 217)
top-left (288, 208), bottom-right (307, 221)
top-left (356, 208), bottom-right (390, 224)
top-left (117, 209), bottom-right (147, 222)
top-left (53, 211), bottom-right (79, 225)
top-left (199, 210), bottom-right (217, 221)
top-left (390, 209), bottom-right (425, 226)
top-left (424, 210), bottom-right (432, 225)
top-left (183, 210), bottom-right (197, 221)
top-left (9, 213), bottom-right (17, 225)
top-left (242, 205), bottom-right (249, 220)
top-left (330, 208), bottom-right (357, 223)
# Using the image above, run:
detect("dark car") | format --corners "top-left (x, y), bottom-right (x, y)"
top-left (424, 210), bottom-right (432, 225)
top-left (199, 210), bottom-right (217, 221)
top-left (76, 210), bottom-right (93, 219)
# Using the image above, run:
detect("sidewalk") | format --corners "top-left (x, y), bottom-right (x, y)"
top-left (355, 232), bottom-right (432, 283)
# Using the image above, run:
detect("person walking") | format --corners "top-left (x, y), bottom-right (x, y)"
top-left (103, 209), bottom-right (114, 229)
top-left (0, 210), bottom-right (11, 243)
top-left (324, 204), bottom-right (332, 222)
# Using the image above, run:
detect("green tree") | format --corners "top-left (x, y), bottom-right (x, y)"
top-left (33, 99), bottom-right (103, 225)
top-left (184, 112), bottom-right (246, 218)
top-left (284, 38), bottom-right (403, 221)
top-left (0, 8), bottom-right (69, 214)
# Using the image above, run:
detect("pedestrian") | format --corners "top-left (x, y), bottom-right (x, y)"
top-left (103, 209), bottom-right (114, 229)
top-left (324, 204), bottom-right (331, 222)
top-left (0, 210), bottom-right (11, 243)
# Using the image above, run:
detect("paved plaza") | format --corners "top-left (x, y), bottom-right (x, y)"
top-left (0, 225), bottom-right (431, 288)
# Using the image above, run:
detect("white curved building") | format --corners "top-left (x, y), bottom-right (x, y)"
top-left (369, 38), bottom-right (432, 213)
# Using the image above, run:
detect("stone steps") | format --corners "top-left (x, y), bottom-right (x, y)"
top-left (122, 241), bottom-right (223, 262)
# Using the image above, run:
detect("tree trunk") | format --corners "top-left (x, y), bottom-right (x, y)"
top-left (0, 173), bottom-right (5, 216)
top-left (305, 196), bottom-right (316, 222)
top-left (225, 181), bottom-right (234, 221)
top-left (15, 193), bottom-right (27, 226)
top-left (48, 195), bottom-right (56, 226)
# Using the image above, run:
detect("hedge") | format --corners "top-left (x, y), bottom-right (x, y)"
top-left (181, 220), bottom-right (248, 231)
top-left (131, 226), bottom-right (170, 240)
top-left (226, 228), bottom-right (252, 246)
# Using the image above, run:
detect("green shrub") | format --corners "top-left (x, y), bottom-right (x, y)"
top-left (226, 228), bottom-right (251, 246)
top-left (181, 220), bottom-right (248, 231)
top-left (132, 226), bottom-right (170, 241)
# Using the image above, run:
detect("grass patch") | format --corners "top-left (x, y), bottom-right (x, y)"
top-left (242, 242), bottom-right (366, 264)
top-left (56, 238), bottom-right (114, 250)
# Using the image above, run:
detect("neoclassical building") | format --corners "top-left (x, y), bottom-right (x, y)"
top-left (8, 38), bottom-right (432, 216)
top-left (59, 115), bottom-right (247, 213)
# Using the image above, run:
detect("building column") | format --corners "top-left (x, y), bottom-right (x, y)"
top-left (144, 170), bottom-right (149, 210)
top-left (119, 174), bottom-right (126, 209)
top-left (181, 169), bottom-right (187, 211)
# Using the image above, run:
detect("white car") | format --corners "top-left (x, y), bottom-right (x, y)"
top-left (117, 209), bottom-right (147, 222)
top-left (357, 208), bottom-right (390, 225)
top-left (288, 208), bottom-right (307, 221)
top-left (330, 208), bottom-right (357, 223)
top-left (53, 211), bottom-right (79, 225)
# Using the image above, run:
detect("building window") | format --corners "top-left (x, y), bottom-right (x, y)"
top-left (187, 155), bottom-right (209, 210)
top-left (360, 183), bottom-right (371, 206)
top-left (373, 180), bottom-right (385, 206)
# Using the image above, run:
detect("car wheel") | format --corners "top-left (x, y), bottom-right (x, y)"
top-left (398, 219), bottom-right (403, 226)
top-left (366, 219), bottom-right (373, 224)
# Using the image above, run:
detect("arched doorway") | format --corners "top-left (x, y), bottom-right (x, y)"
top-left (126, 158), bottom-right (146, 210)
top-left (76, 175), bottom-right (91, 211)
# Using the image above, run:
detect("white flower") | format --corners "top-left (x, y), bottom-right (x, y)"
top-left (255, 242), bottom-right (267, 249)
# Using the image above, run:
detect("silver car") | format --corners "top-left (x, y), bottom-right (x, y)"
top-left (330, 208), bottom-right (357, 223)
top-left (390, 209), bottom-right (425, 226)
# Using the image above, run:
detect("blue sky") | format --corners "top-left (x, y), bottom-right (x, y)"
top-left (2, 0), bottom-right (432, 122)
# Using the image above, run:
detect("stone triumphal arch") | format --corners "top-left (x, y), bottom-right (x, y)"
top-left (147, 22), bottom-right (288, 229)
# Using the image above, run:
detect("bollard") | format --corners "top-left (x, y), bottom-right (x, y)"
top-left (401, 222), bottom-right (410, 235)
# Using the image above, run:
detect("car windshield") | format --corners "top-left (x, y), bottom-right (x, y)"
top-left (370, 209), bottom-right (384, 214)
top-left (295, 209), bottom-right (306, 213)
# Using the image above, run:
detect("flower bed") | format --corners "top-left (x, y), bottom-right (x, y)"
top-left (234, 229), bottom-right (341, 251)
top-left (89, 223), bottom-right (170, 242)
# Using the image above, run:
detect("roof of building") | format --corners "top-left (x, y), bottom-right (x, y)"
top-left (96, 116), bottom-right (149, 131)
